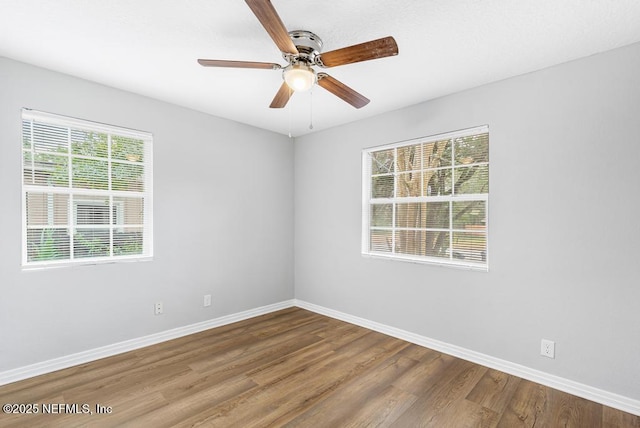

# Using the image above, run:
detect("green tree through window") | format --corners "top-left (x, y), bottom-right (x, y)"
top-left (363, 126), bottom-right (489, 269)
top-left (21, 109), bottom-right (153, 268)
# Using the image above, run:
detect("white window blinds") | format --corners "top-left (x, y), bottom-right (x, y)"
top-left (21, 109), bottom-right (153, 268)
top-left (362, 126), bottom-right (489, 270)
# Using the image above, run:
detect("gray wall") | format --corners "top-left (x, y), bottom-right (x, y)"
top-left (0, 57), bottom-right (294, 371)
top-left (294, 42), bottom-right (640, 399)
top-left (2, 41), bottom-right (639, 402)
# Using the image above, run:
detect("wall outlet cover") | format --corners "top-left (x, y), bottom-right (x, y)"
top-left (541, 339), bottom-right (555, 358)
top-left (154, 302), bottom-right (163, 315)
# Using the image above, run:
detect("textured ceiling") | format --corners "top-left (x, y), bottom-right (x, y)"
top-left (2, 0), bottom-right (640, 137)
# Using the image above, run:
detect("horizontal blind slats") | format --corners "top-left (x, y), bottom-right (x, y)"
top-left (21, 109), bottom-right (153, 268)
top-left (363, 126), bottom-right (489, 269)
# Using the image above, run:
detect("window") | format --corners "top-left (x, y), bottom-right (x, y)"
top-left (22, 109), bottom-right (153, 268)
top-left (362, 126), bottom-right (489, 270)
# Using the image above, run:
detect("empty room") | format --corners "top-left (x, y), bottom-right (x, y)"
top-left (1, 1), bottom-right (639, 426)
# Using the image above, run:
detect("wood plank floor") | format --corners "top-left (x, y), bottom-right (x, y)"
top-left (0, 308), bottom-right (638, 427)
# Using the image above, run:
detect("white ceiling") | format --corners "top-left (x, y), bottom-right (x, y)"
top-left (2, 1), bottom-right (640, 137)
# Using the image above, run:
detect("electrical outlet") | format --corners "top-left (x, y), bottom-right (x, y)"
top-left (204, 294), bottom-right (212, 307)
top-left (541, 339), bottom-right (555, 358)
top-left (154, 302), bottom-right (163, 315)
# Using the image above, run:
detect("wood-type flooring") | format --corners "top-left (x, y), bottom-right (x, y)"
top-left (0, 308), bottom-right (638, 427)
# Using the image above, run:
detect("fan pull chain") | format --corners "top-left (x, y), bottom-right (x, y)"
top-left (309, 89), bottom-right (314, 130)
top-left (288, 86), bottom-right (293, 138)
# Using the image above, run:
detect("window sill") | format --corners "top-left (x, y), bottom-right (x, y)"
top-left (362, 252), bottom-right (488, 272)
top-left (21, 256), bottom-right (153, 271)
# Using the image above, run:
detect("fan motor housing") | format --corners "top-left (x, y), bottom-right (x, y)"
top-left (286, 30), bottom-right (323, 65)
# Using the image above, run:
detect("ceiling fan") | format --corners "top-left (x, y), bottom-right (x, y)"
top-left (198, 0), bottom-right (399, 109)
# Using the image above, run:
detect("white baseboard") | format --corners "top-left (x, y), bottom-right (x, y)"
top-left (294, 299), bottom-right (640, 417)
top-left (0, 299), bottom-right (296, 387)
top-left (2, 298), bottom-right (638, 417)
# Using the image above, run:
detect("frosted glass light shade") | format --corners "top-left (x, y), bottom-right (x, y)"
top-left (283, 64), bottom-right (316, 92)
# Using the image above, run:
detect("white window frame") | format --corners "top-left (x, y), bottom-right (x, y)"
top-left (21, 109), bottom-right (153, 269)
top-left (362, 125), bottom-right (489, 270)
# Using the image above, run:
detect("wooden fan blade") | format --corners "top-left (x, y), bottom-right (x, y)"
top-left (317, 36), bottom-right (398, 68)
top-left (270, 81), bottom-right (292, 108)
top-left (198, 59), bottom-right (281, 70)
top-left (317, 73), bottom-right (370, 109)
top-left (245, 0), bottom-right (298, 55)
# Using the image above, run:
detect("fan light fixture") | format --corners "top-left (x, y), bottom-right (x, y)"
top-left (283, 64), bottom-right (316, 92)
